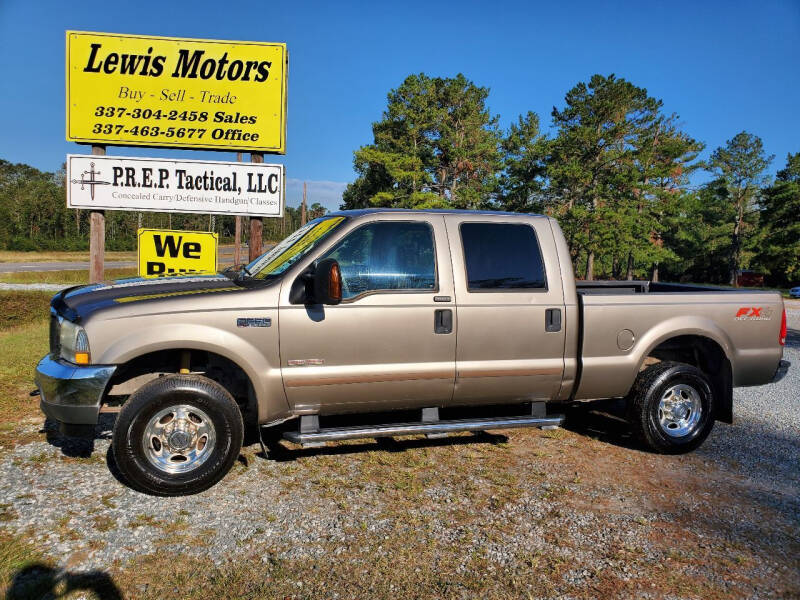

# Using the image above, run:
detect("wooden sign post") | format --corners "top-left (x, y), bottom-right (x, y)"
top-left (249, 152), bottom-right (264, 262)
top-left (234, 152), bottom-right (243, 267)
top-left (89, 145), bottom-right (106, 283)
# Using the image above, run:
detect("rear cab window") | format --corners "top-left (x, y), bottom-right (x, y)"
top-left (460, 222), bottom-right (546, 291)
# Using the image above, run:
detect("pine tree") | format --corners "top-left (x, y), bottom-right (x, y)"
top-left (758, 152), bottom-right (800, 285)
top-left (545, 74), bottom-right (702, 280)
top-left (497, 111), bottom-right (549, 213)
top-left (707, 132), bottom-right (773, 286)
top-left (341, 73), bottom-right (502, 210)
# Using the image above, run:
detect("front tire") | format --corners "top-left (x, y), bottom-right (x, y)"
top-left (112, 374), bottom-right (243, 496)
top-left (627, 361), bottom-right (715, 454)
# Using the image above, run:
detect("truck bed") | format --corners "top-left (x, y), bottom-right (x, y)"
top-left (571, 281), bottom-right (785, 402)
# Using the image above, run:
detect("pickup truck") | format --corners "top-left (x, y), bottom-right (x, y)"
top-left (35, 209), bottom-right (789, 495)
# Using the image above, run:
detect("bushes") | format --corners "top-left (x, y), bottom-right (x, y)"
top-left (6, 237), bottom-right (39, 252)
top-left (5, 237), bottom-right (89, 252)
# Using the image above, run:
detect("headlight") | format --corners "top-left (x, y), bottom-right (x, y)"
top-left (59, 319), bottom-right (91, 365)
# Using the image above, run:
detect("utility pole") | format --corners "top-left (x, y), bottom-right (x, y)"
top-left (89, 145), bottom-right (105, 283)
top-left (301, 181), bottom-right (307, 226)
top-left (249, 152), bottom-right (264, 261)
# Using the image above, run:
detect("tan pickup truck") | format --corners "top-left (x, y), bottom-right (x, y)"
top-left (35, 209), bottom-right (789, 495)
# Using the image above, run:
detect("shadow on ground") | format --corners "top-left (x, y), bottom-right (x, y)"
top-left (260, 429), bottom-right (509, 462)
top-left (41, 414), bottom-right (116, 458)
top-left (563, 395), bottom-right (800, 566)
top-left (560, 398), bottom-right (640, 447)
top-left (5, 564), bottom-right (123, 600)
top-left (785, 326), bottom-right (800, 349)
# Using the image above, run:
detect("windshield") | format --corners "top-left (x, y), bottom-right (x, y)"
top-left (241, 216), bottom-right (346, 280)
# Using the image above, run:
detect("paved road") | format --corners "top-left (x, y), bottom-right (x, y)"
top-left (0, 246), bottom-right (247, 273)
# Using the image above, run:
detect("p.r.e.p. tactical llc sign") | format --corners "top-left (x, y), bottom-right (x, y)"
top-left (67, 154), bottom-right (284, 217)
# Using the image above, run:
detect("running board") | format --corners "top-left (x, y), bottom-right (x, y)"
top-left (283, 414), bottom-right (564, 446)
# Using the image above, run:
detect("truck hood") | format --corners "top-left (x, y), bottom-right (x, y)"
top-left (52, 275), bottom-right (257, 321)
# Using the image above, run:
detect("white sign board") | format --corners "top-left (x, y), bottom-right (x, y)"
top-left (66, 154), bottom-right (284, 217)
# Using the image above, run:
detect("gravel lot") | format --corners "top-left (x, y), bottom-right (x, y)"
top-left (0, 310), bottom-right (797, 598)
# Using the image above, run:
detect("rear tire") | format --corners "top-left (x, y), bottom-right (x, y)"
top-left (627, 361), bottom-right (714, 454)
top-left (112, 374), bottom-right (243, 496)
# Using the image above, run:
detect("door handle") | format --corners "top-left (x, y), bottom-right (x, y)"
top-left (545, 308), bottom-right (562, 332)
top-left (434, 309), bottom-right (453, 334)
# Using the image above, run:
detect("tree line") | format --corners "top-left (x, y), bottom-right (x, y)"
top-left (342, 73), bottom-right (799, 287)
top-left (1, 72), bottom-right (796, 286)
top-left (0, 159), bottom-right (326, 252)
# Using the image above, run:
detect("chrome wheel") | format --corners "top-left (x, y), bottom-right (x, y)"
top-left (142, 404), bottom-right (216, 474)
top-left (657, 384), bottom-right (702, 438)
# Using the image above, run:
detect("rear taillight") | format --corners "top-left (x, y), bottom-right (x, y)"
top-left (780, 309), bottom-right (787, 346)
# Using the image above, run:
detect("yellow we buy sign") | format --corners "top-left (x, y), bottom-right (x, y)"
top-left (138, 229), bottom-right (218, 277)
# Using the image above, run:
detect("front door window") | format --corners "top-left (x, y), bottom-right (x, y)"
top-left (321, 221), bottom-right (436, 300)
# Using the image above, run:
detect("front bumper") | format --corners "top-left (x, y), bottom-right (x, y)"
top-left (34, 355), bottom-right (116, 426)
top-left (772, 360), bottom-right (790, 384)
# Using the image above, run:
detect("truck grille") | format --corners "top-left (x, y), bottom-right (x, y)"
top-left (49, 314), bottom-right (61, 356)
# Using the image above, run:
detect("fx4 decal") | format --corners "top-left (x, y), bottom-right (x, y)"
top-left (735, 307), bottom-right (773, 321)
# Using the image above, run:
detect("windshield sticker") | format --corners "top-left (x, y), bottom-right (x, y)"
top-left (255, 216), bottom-right (345, 277)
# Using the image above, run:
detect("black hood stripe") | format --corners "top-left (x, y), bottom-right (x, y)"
top-left (59, 275), bottom-right (254, 320)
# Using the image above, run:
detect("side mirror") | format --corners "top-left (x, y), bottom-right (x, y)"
top-left (312, 258), bottom-right (342, 305)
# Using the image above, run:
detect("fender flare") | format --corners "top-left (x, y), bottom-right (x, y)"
top-left (633, 316), bottom-right (734, 423)
top-left (96, 324), bottom-right (288, 419)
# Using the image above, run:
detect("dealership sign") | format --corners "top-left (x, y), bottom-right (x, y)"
top-left (67, 154), bottom-right (284, 217)
top-left (66, 31), bottom-right (287, 152)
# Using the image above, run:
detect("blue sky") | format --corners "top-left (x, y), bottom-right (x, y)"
top-left (1, 0), bottom-right (798, 210)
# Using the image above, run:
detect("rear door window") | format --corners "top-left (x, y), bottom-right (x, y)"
top-left (460, 222), bottom-right (546, 290)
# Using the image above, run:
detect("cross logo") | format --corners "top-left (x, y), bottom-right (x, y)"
top-left (70, 162), bottom-right (111, 201)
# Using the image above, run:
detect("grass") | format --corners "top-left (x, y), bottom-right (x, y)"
top-left (0, 291), bottom-right (52, 331)
top-left (0, 503), bottom-right (17, 522)
top-left (0, 250), bottom-right (136, 263)
top-left (0, 531), bottom-right (120, 600)
top-left (0, 292), bottom-right (51, 449)
top-left (0, 321), bottom-right (49, 425)
top-left (0, 268), bottom-right (138, 285)
top-left (0, 532), bottom-right (47, 599)
top-left (0, 245), bottom-right (240, 264)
